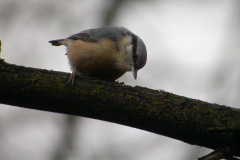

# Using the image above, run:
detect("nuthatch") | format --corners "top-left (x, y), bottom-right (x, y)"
top-left (49, 26), bottom-right (147, 83)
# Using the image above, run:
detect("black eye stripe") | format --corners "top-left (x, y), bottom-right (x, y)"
top-left (131, 34), bottom-right (138, 67)
top-left (131, 34), bottom-right (137, 56)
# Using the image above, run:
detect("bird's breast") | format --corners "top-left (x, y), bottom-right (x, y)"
top-left (66, 39), bottom-right (130, 80)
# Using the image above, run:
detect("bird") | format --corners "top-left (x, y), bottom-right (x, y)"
top-left (49, 26), bottom-right (147, 84)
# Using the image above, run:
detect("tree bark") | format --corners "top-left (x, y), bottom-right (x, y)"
top-left (1, 59), bottom-right (240, 157)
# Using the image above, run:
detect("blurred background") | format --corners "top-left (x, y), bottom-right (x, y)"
top-left (0, 0), bottom-right (240, 159)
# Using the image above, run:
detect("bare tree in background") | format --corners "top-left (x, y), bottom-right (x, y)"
top-left (1, 1), bottom-right (240, 160)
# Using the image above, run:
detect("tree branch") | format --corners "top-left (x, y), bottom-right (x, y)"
top-left (1, 59), bottom-right (240, 157)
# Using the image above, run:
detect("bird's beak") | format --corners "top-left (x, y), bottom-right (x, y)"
top-left (132, 66), bottom-right (137, 80)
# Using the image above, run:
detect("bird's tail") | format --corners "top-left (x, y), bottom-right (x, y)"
top-left (49, 39), bottom-right (64, 46)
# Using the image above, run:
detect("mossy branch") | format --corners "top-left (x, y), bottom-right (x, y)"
top-left (1, 59), bottom-right (240, 158)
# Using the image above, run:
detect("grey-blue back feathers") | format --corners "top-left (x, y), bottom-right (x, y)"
top-left (67, 26), bottom-right (135, 43)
